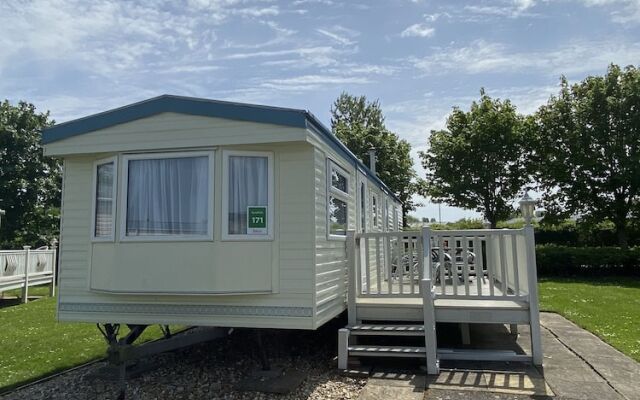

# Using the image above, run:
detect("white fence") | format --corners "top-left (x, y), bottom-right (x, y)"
top-left (352, 228), bottom-right (534, 302)
top-left (0, 245), bottom-right (57, 302)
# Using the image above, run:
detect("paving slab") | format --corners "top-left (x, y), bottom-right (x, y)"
top-left (541, 313), bottom-right (640, 400)
top-left (357, 313), bottom-right (638, 400)
top-left (358, 371), bottom-right (425, 400)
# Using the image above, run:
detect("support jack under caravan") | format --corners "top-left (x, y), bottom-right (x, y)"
top-left (95, 324), bottom-right (229, 399)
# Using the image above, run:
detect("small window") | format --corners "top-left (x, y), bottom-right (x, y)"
top-left (327, 160), bottom-right (350, 238)
top-left (222, 151), bottom-right (274, 240)
top-left (371, 193), bottom-right (379, 230)
top-left (393, 205), bottom-right (398, 231)
top-left (92, 157), bottom-right (116, 240)
top-left (121, 151), bottom-right (213, 240)
top-left (359, 181), bottom-right (366, 233)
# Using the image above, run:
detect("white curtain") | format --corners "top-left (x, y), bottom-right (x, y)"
top-left (228, 155), bottom-right (268, 235)
top-left (95, 162), bottom-right (114, 237)
top-left (126, 156), bottom-right (209, 236)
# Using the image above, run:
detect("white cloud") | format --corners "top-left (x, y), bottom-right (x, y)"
top-left (401, 23), bottom-right (435, 38)
top-left (410, 39), bottom-right (640, 76)
top-left (576, 0), bottom-right (640, 24)
top-left (316, 26), bottom-right (359, 46)
top-left (462, 0), bottom-right (538, 18)
top-left (259, 74), bottom-right (371, 91)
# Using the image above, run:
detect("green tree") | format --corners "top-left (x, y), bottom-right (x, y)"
top-left (0, 100), bottom-right (61, 248)
top-left (331, 93), bottom-right (420, 225)
top-left (420, 90), bottom-right (528, 228)
top-left (530, 64), bottom-right (640, 249)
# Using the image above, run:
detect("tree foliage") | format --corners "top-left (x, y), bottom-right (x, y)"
top-left (331, 93), bottom-right (419, 224)
top-left (529, 64), bottom-right (640, 248)
top-left (0, 100), bottom-right (61, 248)
top-left (420, 90), bottom-right (528, 228)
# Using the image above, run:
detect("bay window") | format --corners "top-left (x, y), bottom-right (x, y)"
top-left (121, 151), bottom-right (214, 240)
top-left (327, 160), bottom-right (350, 238)
top-left (222, 150), bottom-right (274, 240)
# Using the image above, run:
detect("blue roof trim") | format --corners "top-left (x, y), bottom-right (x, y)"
top-left (41, 95), bottom-right (308, 144)
top-left (304, 113), bottom-right (402, 204)
top-left (41, 94), bottom-right (401, 203)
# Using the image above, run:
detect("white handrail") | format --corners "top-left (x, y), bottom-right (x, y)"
top-left (352, 228), bottom-right (533, 302)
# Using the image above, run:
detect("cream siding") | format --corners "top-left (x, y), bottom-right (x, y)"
top-left (50, 111), bottom-right (401, 331)
top-left (312, 146), bottom-right (354, 328)
top-left (53, 114), bottom-right (316, 329)
top-left (44, 112), bottom-right (308, 156)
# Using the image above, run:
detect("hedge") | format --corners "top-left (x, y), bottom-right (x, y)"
top-left (536, 245), bottom-right (640, 276)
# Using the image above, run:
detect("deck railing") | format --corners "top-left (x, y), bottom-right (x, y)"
top-left (350, 227), bottom-right (536, 302)
top-left (428, 229), bottom-right (530, 301)
top-left (0, 245), bottom-right (57, 301)
top-left (356, 231), bottom-right (423, 297)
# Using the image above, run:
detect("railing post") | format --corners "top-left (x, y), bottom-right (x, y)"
top-left (421, 226), bottom-right (432, 282)
top-left (22, 246), bottom-right (31, 304)
top-left (524, 225), bottom-right (543, 366)
top-left (346, 230), bottom-right (358, 326)
top-left (50, 239), bottom-right (58, 297)
top-left (420, 278), bottom-right (439, 375)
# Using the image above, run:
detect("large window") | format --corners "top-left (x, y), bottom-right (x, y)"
top-left (121, 151), bottom-right (214, 240)
top-left (327, 160), bottom-right (350, 238)
top-left (92, 157), bottom-right (116, 240)
top-left (222, 150), bottom-right (274, 240)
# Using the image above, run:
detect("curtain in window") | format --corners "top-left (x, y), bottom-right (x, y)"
top-left (126, 156), bottom-right (209, 236)
top-left (228, 155), bottom-right (268, 235)
top-left (95, 162), bottom-right (114, 237)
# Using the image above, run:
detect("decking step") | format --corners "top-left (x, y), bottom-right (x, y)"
top-left (348, 345), bottom-right (426, 358)
top-left (348, 324), bottom-right (425, 336)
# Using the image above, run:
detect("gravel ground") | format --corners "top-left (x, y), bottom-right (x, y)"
top-left (1, 319), bottom-right (366, 400)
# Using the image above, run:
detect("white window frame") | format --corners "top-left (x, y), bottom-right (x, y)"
top-left (327, 159), bottom-right (350, 240)
top-left (91, 156), bottom-right (117, 242)
top-left (119, 150), bottom-right (215, 242)
top-left (371, 192), bottom-right (379, 231)
top-left (221, 150), bottom-right (274, 241)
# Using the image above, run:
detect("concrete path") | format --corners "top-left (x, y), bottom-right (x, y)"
top-left (355, 312), bottom-right (640, 400)
top-left (540, 312), bottom-right (640, 400)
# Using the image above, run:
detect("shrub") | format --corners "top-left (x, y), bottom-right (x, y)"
top-left (536, 245), bottom-right (640, 276)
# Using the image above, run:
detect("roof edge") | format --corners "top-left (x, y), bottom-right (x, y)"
top-left (304, 112), bottom-right (402, 204)
top-left (41, 95), bottom-right (308, 144)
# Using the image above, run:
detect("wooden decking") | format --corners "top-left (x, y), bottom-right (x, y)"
top-left (341, 227), bottom-right (543, 371)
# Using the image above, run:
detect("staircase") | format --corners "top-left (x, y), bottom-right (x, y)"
top-left (338, 324), bottom-right (429, 364)
top-left (338, 277), bottom-right (440, 373)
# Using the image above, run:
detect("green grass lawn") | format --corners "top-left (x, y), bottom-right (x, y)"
top-left (539, 277), bottom-right (640, 362)
top-left (2, 279), bottom-right (639, 392)
top-left (0, 286), bottom-right (178, 392)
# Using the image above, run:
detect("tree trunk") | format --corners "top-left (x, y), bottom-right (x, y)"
top-left (615, 221), bottom-right (629, 250)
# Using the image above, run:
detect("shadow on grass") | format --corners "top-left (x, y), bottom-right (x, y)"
top-left (539, 276), bottom-right (640, 289)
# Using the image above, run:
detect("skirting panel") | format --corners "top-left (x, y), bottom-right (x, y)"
top-left (59, 302), bottom-right (313, 318)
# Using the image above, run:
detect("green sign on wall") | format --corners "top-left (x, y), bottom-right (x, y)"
top-left (247, 206), bottom-right (267, 234)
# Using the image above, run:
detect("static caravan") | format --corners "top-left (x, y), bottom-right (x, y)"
top-left (42, 95), bottom-right (402, 331)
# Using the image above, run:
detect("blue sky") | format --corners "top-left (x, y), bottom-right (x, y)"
top-left (2, 0), bottom-right (639, 221)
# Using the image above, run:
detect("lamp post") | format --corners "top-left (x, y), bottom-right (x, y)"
top-left (519, 193), bottom-right (536, 225)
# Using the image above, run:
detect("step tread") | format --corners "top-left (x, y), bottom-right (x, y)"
top-left (350, 324), bottom-right (424, 331)
top-left (348, 324), bottom-right (425, 335)
top-left (348, 345), bottom-right (426, 353)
